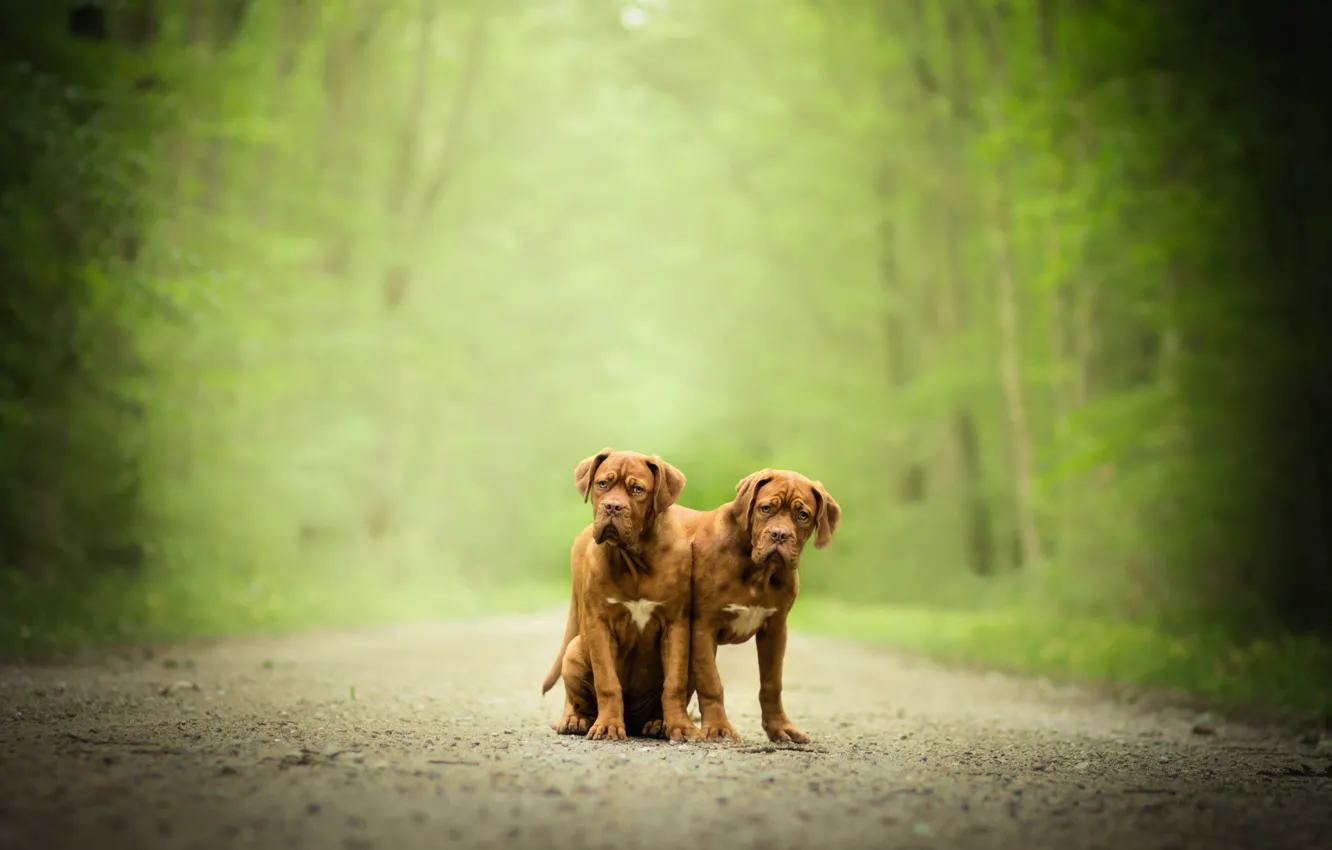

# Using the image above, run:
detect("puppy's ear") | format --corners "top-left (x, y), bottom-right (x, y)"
top-left (810, 481), bottom-right (842, 549)
top-left (644, 456), bottom-right (686, 514)
top-left (732, 469), bottom-right (775, 536)
top-left (575, 447), bottom-right (614, 503)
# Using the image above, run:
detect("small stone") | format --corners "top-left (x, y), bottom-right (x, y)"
top-left (158, 681), bottom-right (199, 696)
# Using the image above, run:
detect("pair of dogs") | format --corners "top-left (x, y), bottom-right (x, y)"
top-left (540, 448), bottom-right (841, 744)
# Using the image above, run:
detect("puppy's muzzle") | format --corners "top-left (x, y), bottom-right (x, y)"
top-left (754, 526), bottom-right (797, 565)
top-left (594, 500), bottom-right (631, 544)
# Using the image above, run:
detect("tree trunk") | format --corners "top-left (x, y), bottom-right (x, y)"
top-left (955, 409), bottom-right (993, 575)
top-left (1070, 114), bottom-right (1099, 407)
top-left (985, 174), bottom-right (1044, 572)
top-left (317, 9), bottom-right (386, 277)
top-left (989, 183), bottom-right (1044, 569)
top-left (387, 0), bottom-right (439, 217)
top-left (970, 2), bottom-right (1044, 571)
top-left (875, 165), bottom-right (924, 510)
top-left (414, 3), bottom-right (492, 229)
top-left (938, 3), bottom-right (993, 575)
top-left (877, 210), bottom-right (910, 391)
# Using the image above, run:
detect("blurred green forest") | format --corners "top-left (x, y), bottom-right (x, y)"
top-left (2, 0), bottom-right (1330, 717)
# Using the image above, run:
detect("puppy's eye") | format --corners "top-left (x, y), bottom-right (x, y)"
top-left (597, 480), bottom-right (610, 489)
top-left (797, 510), bottom-right (811, 522)
top-left (630, 484), bottom-right (645, 495)
top-left (759, 504), bottom-right (772, 514)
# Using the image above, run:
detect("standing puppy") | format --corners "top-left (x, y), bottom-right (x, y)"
top-left (676, 469), bottom-right (841, 743)
top-left (541, 448), bottom-right (701, 742)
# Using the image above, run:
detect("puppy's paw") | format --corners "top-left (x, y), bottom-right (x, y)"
top-left (701, 722), bottom-right (740, 743)
top-left (587, 717), bottom-right (627, 741)
top-left (640, 719), bottom-right (665, 739)
top-left (555, 713), bottom-right (593, 736)
top-left (763, 720), bottom-right (810, 744)
top-left (666, 720), bottom-right (702, 743)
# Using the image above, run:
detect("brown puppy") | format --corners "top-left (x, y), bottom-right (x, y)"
top-left (675, 469), bottom-right (841, 743)
top-left (541, 448), bottom-right (700, 742)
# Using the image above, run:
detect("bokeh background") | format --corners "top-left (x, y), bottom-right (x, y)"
top-left (3, 0), bottom-right (1330, 717)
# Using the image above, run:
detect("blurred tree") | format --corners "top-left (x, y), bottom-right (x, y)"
top-left (3, 0), bottom-right (1330, 674)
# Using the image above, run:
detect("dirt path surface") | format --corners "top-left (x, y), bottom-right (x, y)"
top-left (2, 611), bottom-right (1330, 850)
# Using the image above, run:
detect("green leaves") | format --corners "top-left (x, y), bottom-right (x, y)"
top-left (0, 0), bottom-right (1319, 684)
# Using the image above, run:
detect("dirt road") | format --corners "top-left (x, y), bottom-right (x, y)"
top-left (1, 611), bottom-right (1329, 850)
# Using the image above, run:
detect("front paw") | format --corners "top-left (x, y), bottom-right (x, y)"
top-left (587, 717), bottom-right (627, 741)
top-left (665, 718), bottom-right (702, 743)
top-left (700, 721), bottom-right (740, 742)
top-left (554, 713), bottom-right (593, 736)
top-left (763, 719), bottom-right (810, 744)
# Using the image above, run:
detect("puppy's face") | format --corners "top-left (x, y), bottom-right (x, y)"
top-left (733, 470), bottom-right (841, 569)
top-left (574, 448), bottom-right (686, 548)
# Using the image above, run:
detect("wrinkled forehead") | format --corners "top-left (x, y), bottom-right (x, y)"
top-left (599, 452), bottom-right (654, 483)
top-left (755, 472), bottom-right (816, 505)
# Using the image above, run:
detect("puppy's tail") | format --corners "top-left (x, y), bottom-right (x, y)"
top-left (541, 587), bottom-right (579, 695)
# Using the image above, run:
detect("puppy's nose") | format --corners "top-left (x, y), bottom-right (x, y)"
top-left (603, 501), bottom-right (627, 515)
top-left (768, 528), bottom-right (792, 544)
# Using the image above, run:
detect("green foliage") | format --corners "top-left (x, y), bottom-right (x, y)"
top-left (1, 0), bottom-right (1327, 717)
top-left (792, 599), bottom-right (1332, 721)
top-left (0, 7), bottom-right (164, 604)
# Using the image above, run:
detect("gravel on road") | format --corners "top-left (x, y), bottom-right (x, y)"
top-left (2, 612), bottom-right (1330, 850)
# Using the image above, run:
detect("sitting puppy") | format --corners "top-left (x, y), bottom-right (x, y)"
top-left (541, 448), bottom-right (700, 742)
top-left (676, 469), bottom-right (841, 743)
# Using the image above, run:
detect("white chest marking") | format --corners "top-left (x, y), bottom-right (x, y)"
top-left (606, 597), bottom-right (661, 632)
top-left (724, 604), bottom-right (777, 639)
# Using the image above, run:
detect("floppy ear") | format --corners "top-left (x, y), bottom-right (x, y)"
top-left (810, 481), bottom-right (842, 549)
top-left (731, 469), bottom-right (775, 537)
top-left (574, 447), bottom-right (614, 503)
top-left (644, 456), bottom-right (686, 515)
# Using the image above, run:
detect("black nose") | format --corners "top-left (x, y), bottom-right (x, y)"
top-left (603, 501), bottom-right (627, 515)
top-left (768, 528), bottom-right (792, 544)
